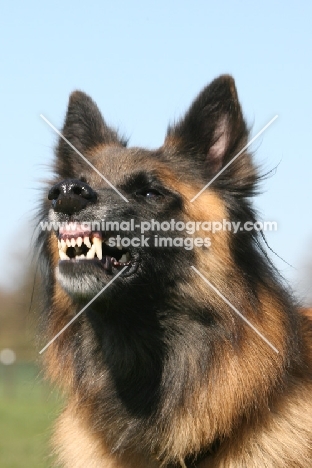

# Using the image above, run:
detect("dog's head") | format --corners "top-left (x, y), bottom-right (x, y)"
top-left (40, 75), bottom-right (259, 306)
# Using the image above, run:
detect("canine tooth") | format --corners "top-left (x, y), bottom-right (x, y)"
top-left (84, 236), bottom-right (91, 248)
top-left (71, 238), bottom-right (76, 247)
top-left (59, 250), bottom-right (69, 260)
top-left (92, 237), bottom-right (102, 260)
top-left (116, 239), bottom-right (122, 250)
top-left (120, 254), bottom-right (128, 263)
top-left (78, 254), bottom-right (86, 259)
top-left (60, 239), bottom-right (67, 252)
top-left (77, 237), bottom-right (82, 247)
top-left (86, 245), bottom-right (96, 259)
top-left (66, 238), bottom-right (71, 247)
top-left (58, 240), bottom-right (61, 249)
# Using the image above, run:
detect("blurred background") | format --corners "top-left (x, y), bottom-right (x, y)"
top-left (1, 1), bottom-right (312, 466)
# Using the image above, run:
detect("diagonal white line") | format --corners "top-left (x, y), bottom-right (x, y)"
top-left (39, 266), bottom-right (128, 354)
top-left (40, 114), bottom-right (129, 203)
top-left (191, 266), bottom-right (279, 354)
top-left (190, 115), bottom-right (278, 203)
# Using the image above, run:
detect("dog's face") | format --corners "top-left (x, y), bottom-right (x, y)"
top-left (49, 146), bottom-right (195, 300)
top-left (42, 75), bottom-right (257, 307)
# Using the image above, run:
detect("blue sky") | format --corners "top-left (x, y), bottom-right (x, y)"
top-left (1, 1), bottom-right (312, 301)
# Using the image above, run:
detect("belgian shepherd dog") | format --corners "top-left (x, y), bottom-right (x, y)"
top-left (38, 75), bottom-right (312, 467)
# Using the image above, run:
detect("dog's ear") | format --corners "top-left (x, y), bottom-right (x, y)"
top-left (56, 91), bottom-right (122, 177)
top-left (165, 75), bottom-right (256, 193)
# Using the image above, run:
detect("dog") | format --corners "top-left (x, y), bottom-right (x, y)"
top-left (38, 75), bottom-right (312, 467)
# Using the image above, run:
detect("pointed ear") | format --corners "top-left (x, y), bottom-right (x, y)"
top-left (165, 75), bottom-right (256, 191)
top-left (56, 91), bottom-right (123, 177)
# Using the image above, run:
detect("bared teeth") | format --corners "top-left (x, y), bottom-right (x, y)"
top-left (57, 232), bottom-right (108, 262)
top-left (86, 244), bottom-right (96, 259)
top-left (59, 250), bottom-right (70, 260)
top-left (92, 237), bottom-right (102, 260)
top-left (84, 236), bottom-right (91, 248)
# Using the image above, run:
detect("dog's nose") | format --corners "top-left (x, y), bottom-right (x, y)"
top-left (48, 179), bottom-right (97, 215)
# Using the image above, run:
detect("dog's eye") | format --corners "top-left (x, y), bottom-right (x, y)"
top-left (145, 189), bottom-right (161, 198)
top-left (136, 188), bottom-right (162, 198)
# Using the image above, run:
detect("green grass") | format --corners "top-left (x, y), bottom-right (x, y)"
top-left (0, 363), bottom-right (62, 468)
